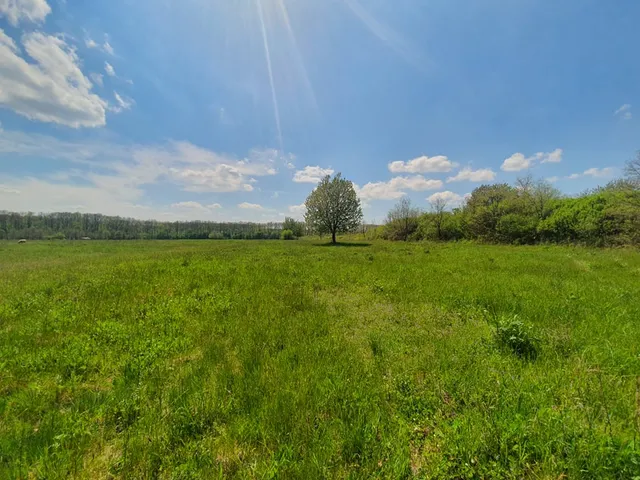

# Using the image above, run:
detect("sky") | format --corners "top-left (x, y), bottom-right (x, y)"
top-left (0, 0), bottom-right (638, 223)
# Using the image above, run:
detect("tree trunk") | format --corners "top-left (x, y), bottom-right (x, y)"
top-left (332, 231), bottom-right (337, 244)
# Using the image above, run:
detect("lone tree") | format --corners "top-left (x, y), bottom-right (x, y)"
top-left (305, 173), bottom-right (363, 244)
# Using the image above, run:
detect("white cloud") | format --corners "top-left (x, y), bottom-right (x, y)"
top-left (238, 202), bottom-right (263, 210)
top-left (388, 175), bottom-right (443, 191)
top-left (539, 148), bottom-right (563, 164)
top-left (112, 92), bottom-right (134, 113)
top-left (90, 73), bottom-right (103, 87)
top-left (501, 149), bottom-right (563, 171)
top-left (584, 167), bottom-right (615, 178)
top-left (566, 167), bottom-right (615, 180)
top-left (293, 165), bottom-right (334, 183)
top-left (447, 167), bottom-right (496, 182)
top-left (103, 41), bottom-right (114, 56)
top-left (171, 201), bottom-right (210, 211)
top-left (356, 175), bottom-right (442, 201)
top-left (0, 128), bottom-right (283, 204)
top-left (0, 184), bottom-right (21, 194)
top-left (0, 0), bottom-right (51, 26)
top-left (501, 153), bottom-right (530, 172)
top-left (0, 129), bottom-right (290, 221)
top-left (171, 167), bottom-right (256, 193)
top-left (546, 176), bottom-right (559, 183)
top-left (0, 29), bottom-right (107, 128)
top-left (85, 33), bottom-right (115, 56)
top-left (288, 203), bottom-right (305, 214)
top-left (614, 104), bottom-right (632, 120)
top-left (356, 182), bottom-right (405, 201)
top-left (104, 62), bottom-right (115, 77)
top-left (427, 190), bottom-right (466, 207)
top-left (388, 155), bottom-right (457, 173)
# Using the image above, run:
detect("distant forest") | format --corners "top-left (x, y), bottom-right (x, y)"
top-left (0, 211), bottom-right (300, 240)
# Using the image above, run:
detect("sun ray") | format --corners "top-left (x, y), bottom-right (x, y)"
top-left (255, 0), bottom-right (284, 152)
top-left (341, 0), bottom-right (429, 74)
top-left (274, 0), bottom-right (318, 112)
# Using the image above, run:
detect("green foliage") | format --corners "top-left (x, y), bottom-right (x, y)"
top-left (417, 211), bottom-right (464, 241)
top-left (280, 229), bottom-right (295, 240)
top-left (304, 173), bottom-right (363, 243)
top-left (384, 198), bottom-right (420, 241)
top-left (0, 210), bottom-right (286, 241)
top-left (282, 217), bottom-right (305, 238)
top-left (1, 240), bottom-right (640, 478)
top-left (382, 174), bottom-right (640, 246)
top-left (496, 213), bottom-right (539, 244)
top-left (494, 315), bottom-right (540, 359)
top-left (208, 231), bottom-right (225, 240)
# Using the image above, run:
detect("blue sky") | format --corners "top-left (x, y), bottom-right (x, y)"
top-left (0, 0), bottom-right (638, 222)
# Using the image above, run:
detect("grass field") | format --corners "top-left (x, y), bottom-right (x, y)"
top-left (1, 240), bottom-right (640, 479)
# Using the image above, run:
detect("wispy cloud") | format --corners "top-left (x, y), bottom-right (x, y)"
top-left (389, 155), bottom-right (457, 174)
top-left (0, 128), bottom-right (288, 218)
top-left (614, 104), bottom-right (632, 120)
top-left (0, 0), bottom-right (51, 26)
top-left (0, 29), bottom-right (107, 127)
top-left (566, 167), bottom-right (615, 180)
top-left (104, 61), bottom-right (116, 77)
top-left (103, 41), bottom-right (114, 56)
top-left (447, 167), bottom-right (496, 182)
top-left (293, 166), bottom-right (334, 183)
top-left (112, 92), bottom-right (134, 113)
top-left (238, 202), bottom-right (263, 210)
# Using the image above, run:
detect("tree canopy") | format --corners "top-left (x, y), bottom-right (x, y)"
top-left (304, 173), bottom-right (363, 244)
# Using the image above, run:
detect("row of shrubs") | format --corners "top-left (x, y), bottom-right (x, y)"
top-left (375, 178), bottom-right (640, 246)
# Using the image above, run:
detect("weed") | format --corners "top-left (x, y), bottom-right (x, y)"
top-left (494, 315), bottom-right (540, 359)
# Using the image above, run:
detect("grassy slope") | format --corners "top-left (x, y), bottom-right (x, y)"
top-left (0, 240), bottom-right (639, 479)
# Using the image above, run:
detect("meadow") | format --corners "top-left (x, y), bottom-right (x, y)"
top-left (1, 239), bottom-right (639, 479)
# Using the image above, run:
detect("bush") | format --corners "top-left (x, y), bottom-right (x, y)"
top-left (281, 229), bottom-right (295, 240)
top-left (497, 214), bottom-right (539, 244)
top-left (494, 315), bottom-right (539, 359)
top-left (208, 232), bottom-right (225, 240)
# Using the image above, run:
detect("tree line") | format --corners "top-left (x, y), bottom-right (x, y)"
top-left (3, 153), bottom-right (639, 246)
top-left (380, 155), bottom-right (640, 246)
top-left (0, 211), bottom-right (306, 241)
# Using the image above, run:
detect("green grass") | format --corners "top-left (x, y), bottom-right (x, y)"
top-left (1, 239), bottom-right (639, 479)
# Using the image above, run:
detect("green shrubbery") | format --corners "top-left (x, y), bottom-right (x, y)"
top-left (383, 175), bottom-right (640, 246)
top-left (494, 315), bottom-right (540, 359)
top-left (280, 229), bottom-right (295, 240)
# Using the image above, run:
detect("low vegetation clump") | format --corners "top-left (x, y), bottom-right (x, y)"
top-left (493, 314), bottom-right (540, 359)
top-left (1, 240), bottom-right (639, 478)
top-left (280, 229), bottom-right (295, 240)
